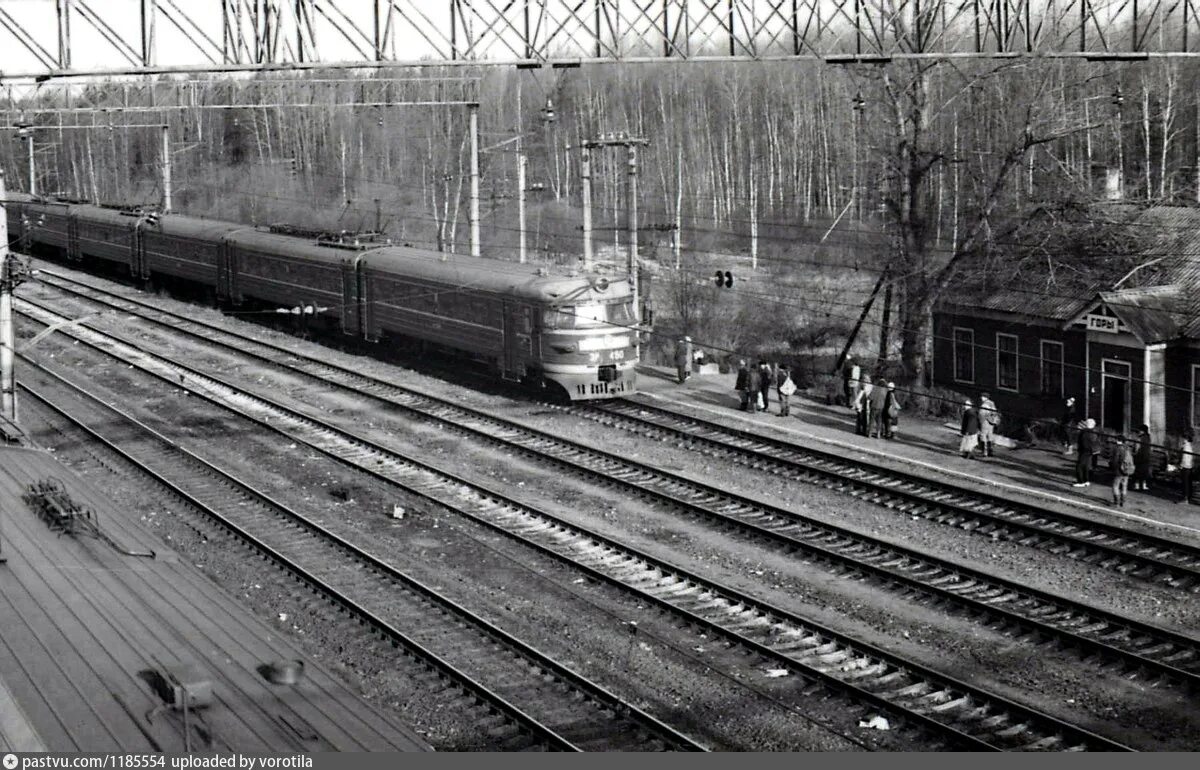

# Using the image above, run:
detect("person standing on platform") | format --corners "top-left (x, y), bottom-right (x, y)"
top-left (747, 362), bottom-right (762, 413)
top-left (1133, 424), bottom-right (1154, 491)
top-left (1061, 396), bottom-right (1080, 453)
top-left (1180, 429), bottom-right (1195, 505)
top-left (735, 360), bottom-right (750, 411)
top-left (674, 337), bottom-right (693, 384)
top-left (842, 357), bottom-right (857, 406)
top-left (759, 361), bottom-right (773, 413)
top-left (777, 365), bottom-right (796, 417)
top-left (853, 377), bottom-right (874, 436)
top-left (869, 376), bottom-right (889, 438)
top-left (1073, 418), bottom-right (1100, 487)
top-left (978, 392), bottom-right (1000, 457)
top-left (960, 399), bottom-right (981, 458)
top-left (1111, 436), bottom-right (1135, 507)
top-left (882, 382), bottom-right (900, 439)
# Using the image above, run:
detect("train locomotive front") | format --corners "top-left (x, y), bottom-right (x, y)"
top-left (536, 275), bottom-right (638, 400)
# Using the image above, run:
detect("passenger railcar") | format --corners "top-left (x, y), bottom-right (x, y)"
top-left (3, 194), bottom-right (637, 399)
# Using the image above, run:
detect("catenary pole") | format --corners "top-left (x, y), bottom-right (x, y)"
top-left (25, 133), bottom-right (35, 196)
top-left (161, 124), bottom-right (172, 211)
top-left (468, 102), bottom-right (480, 257)
top-left (581, 146), bottom-right (592, 269)
top-left (0, 171), bottom-right (16, 421)
top-left (627, 144), bottom-right (639, 325)
top-left (518, 153), bottom-right (527, 264)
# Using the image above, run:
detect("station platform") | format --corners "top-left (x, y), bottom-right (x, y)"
top-left (636, 365), bottom-right (1200, 549)
top-left (0, 445), bottom-right (431, 753)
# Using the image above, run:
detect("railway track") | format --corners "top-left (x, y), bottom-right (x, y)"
top-left (17, 366), bottom-right (702, 753)
top-left (17, 291), bottom-right (1136, 750)
top-left (586, 396), bottom-right (1200, 588)
top-left (29, 274), bottom-right (1200, 695)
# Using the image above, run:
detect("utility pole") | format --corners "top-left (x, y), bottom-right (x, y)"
top-left (627, 144), bottom-right (639, 308)
top-left (160, 124), bottom-right (172, 212)
top-left (468, 102), bottom-right (480, 257)
top-left (1112, 87), bottom-right (1125, 200)
top-left (852, 91), bottom-right (865, 221)
top-left (580, 132), bottom-right (649, 350)
top-left (16, 123), bottom-right (36, 196)
top-left (581, 146), bottom-right (592, 269)
top-left (0, 171), bottom-right (31, 423)
top-left (518, 153), bottom-right (527, 264)
top-left (878, 272), bottom-right (893, 362)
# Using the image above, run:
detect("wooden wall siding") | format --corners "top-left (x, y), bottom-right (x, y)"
top-left (1166, 349), bottom-right (1200, 436)
top-left (933, 313), bottom-right (1088, 421)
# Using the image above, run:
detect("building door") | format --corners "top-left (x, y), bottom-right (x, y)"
top-left (1101, 360), bottom-right (1132, 434)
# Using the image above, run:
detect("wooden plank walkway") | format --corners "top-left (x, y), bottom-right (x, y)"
top-left (0, 446), bottom-right (431, 752)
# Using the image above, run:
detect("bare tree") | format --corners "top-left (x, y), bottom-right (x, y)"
top-left (863, 59), bottom-right (1101, 385)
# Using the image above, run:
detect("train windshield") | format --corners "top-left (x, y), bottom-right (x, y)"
top-left (544, 301), bottom-right (634, 329)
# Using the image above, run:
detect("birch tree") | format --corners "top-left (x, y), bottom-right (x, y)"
top-left (865, 59), bottom-right (1101, 385)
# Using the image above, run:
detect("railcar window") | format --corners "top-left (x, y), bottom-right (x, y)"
top-left (607, 301), bottom-right (634, 325)
top-left (543, 307), bottom-right (576, 329)
top-left (574, 304), bottom-right (607, 326)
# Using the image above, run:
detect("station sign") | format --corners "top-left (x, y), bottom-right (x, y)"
top-left (1086, 314), bottom-right (1119, 334)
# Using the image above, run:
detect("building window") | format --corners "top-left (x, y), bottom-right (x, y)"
top-left (1040, 340), bottom-right (1064, 398)
top-left (996, 333), bottom-right (1019, 392)
top-left (952, 327), bottom-right (974, 383)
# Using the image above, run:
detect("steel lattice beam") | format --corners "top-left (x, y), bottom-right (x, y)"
top-left (0, 0), bottom-right (1197, 80)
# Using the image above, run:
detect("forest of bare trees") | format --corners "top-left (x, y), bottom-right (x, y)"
top-left (3, 56), bottom-right (1198, 384)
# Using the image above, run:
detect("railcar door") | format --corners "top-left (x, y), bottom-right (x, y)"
top-left (133, 219), bottom-right (149, 279)
top-left (340, 258), bottom-right (360, 336)
top-left (66, 210), bottom-right (81, 261)
top-left (14, 207), bottom-right (28, 251)
top-left (502, 301), bottom-right (532, 378)
top-left (217, 236), bottom-right (236, 301)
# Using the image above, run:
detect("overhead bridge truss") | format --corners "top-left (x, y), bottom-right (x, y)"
top-left (0, 0), bottom-right (1197, 79)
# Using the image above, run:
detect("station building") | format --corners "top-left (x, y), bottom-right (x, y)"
top-left (932, 205), bottom-right (1200, 446)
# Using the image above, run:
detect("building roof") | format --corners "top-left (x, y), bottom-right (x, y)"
top-left (937, 203), bottom-right (1200, 338)
top-left (937, 285), bottom-right (1092, 322)
top-left (1110, 206), bottom-right (1200, 339)
top-left (0, 446), bottom-right (431, 752)
top-left (1096, 286), bottom-right (1186, 344)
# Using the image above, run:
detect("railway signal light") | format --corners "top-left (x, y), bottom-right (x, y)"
top-left (713, 270), bottom-right (733, 288)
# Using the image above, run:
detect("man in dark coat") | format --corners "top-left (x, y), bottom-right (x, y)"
top-left (758, 362), bottom-right (772, 412)
top-left (1133, 424), bottom-right (1154, 491)
top-left (1073, 418), bottom-right (1101, 487)
top-left (734, 360), bottom-right (750, 411)
top-left (747, 363), bottom-right (762, 412)
top-left (868, 376), bottom-right (889, 438)
top-left (960, 399), bottom-right (981, 458)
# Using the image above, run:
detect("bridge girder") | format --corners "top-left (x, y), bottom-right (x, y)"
top-left (0, 0), bottom-right (1196, 80)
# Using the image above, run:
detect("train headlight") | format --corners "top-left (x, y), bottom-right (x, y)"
top-left (551, 343), bottom-right (578, 354)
